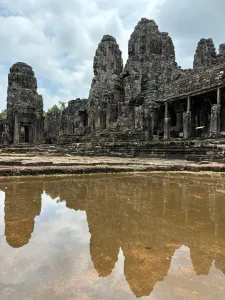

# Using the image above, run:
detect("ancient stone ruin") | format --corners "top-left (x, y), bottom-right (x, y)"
top-left (1, 18), bottom-right (225, 158)
top-left (3, 62), bottom-right (44, 145)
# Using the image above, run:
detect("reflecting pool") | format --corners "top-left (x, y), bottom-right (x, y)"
top-left (0, 173), bottom-right (225, 299)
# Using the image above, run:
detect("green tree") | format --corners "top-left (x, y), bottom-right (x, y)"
top-left (58, 101), bottom-right (66, 111)
top-left (47, 104), bottom-right (59, 113)
top-left (46, 101), bottom-right (66, 114)
top-left (0, 109), bottom-right (7, 121)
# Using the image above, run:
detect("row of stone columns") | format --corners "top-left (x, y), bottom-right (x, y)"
top-left (164, 87), bottom-right (222, 139)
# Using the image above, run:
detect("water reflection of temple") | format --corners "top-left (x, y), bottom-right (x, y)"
top-left (2, 180), bottom-right (42, 248)
top-left (1, 174), bottom-right (225, 297)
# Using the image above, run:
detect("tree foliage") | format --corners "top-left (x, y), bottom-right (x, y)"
top-left (58, 101), bottom-right (66, 111)
top-left (47, 101), bottom-right (67, 114)
top-left (0, 109), bottom-right (7, 121)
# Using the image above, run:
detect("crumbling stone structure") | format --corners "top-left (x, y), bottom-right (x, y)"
top-left (193, 38), bottom-right (219, 71)
top-left (61, 98), bottom-right (88, 134)
top-left (44, 98), bottom-right (88, 144)
top-left (44, 107), bottom-right (61, 144)
top-left (160, 56), bottom-right (225, 139)
top-left (121, 19), bottom-right (185, 139)
top-left (6, 62), bottom-right (44, 144)
top-left (88, 35), bottom-right (124, 132)
top-left (1, 18), bottom-right (225, 149)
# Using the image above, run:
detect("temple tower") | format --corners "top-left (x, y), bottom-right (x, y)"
top-left (7, 62), bottom-right (44, 144)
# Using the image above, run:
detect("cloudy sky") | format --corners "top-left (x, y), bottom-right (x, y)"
top-left (0, 0), bottom-right (224, 111)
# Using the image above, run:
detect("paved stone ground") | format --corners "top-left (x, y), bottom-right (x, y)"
top-left (0, 154), bottom-right (225, 176)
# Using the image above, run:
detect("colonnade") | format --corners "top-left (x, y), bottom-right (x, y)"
top-left (163, 87), bottom-right (222, 139)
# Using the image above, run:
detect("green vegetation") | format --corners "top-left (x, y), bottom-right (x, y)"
top-left (0, 109), bottom-right (7, 121)
top-left (43, 101), bottom-right (67, 117)
top-left (47, 104), bottom-right (59, 113)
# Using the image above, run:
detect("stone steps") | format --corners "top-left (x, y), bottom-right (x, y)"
top-left (1, 139), bottom-right (225, 162)
top-left (186, 154), bottom-right (214, 162)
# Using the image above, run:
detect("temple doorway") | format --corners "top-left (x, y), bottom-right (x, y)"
top-left (20, 125), bottom-right (33, 143)
top-left (79, 110), bottom-right (88, 127)
top-left (100, 114), bottom-right (106, 130)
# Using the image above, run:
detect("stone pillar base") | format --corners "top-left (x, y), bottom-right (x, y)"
top-left (210, 104), bottom-right (221, 137)
top-left (3, 138), bottom-right (9, 146)
top-left (183, 111), bottom-right (192, 138)
top-left (164, 118), bottom-right (171, 139)
top-left (13, 113), bottom-right (19, 145)
top-left (147, 111), bottom-right (155, 141)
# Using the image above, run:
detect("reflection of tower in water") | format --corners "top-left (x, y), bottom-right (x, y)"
top-left (181, 183), bottom-right (189, 226)
top-left (87, 179), bottom-right (121, 277)
top-left (4, 181), bottom-right (42, 248)
top-left (2, 175), bottom-right (225, 298)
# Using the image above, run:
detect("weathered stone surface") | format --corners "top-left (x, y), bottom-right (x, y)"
top-left (183, 111), bottom-right (192, 139)
top-left (44, 107), bottom-right (61, 144)
top-left (61, 98), bottom-right (88, 134)
top-left (121, 18), bottom-right (183, 135)
top-left (193, 38), bottom-right (219, 70)
top-left (1, 18), bottom-right (225, 152)
top-left (88, 35), bottom-right (124, 132)
top-left (210, 104), bottom-right (221, 137)
top-left (6, 62), bottom-right (44, 144)
top-left (219, 44), bottom-right (225, 62)
top-left (44, 98), bottom-right (88, 144)
top-left (160, 63), bottom-right (225, 101)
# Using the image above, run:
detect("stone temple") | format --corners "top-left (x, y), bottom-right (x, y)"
top-left (2, 62), bottom-right (44, 145)
top-left (1, 18), bottom-right (225, 158)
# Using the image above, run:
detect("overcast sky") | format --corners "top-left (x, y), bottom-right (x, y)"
top-left (0, 0), bottom-right (224, 111)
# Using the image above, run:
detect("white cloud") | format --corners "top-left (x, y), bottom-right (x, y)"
top-left (0, 0), bottom-right (135, 110)
top-left (0, 0), bottom-right (224, 111)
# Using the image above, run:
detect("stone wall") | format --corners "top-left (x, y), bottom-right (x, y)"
top-left (44, 108), bottom-right (61, 144)
top-left (61, 98), bottom-right (88, 135)
top-left (44, 98), bottom-right (88, 143)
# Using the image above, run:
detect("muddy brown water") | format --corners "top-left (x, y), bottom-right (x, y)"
top-left (0, 173), bottom-right (225, 299)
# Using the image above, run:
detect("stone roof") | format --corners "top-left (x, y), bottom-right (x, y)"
top-left (10, 62), bottom-right (34, 75)
top-left (159, 63), bottom-right (225, 102)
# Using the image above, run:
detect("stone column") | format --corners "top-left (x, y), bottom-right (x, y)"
top-left (13, 113), bottom-right (19, 145)
top-left (29, 126), bottom-right (33, 143)
top-left (183, 96), bottom-right (192, 138)
top-left (33, 120), bottom-right (37, 143)
top-left (96, 109), bottom-right (101, 130)
top-left (210, 88), bottom-right (221, 137)
top-left (147, 110), bottom-right (154, 141)
top-left (164, 102), bottom-right (171, 139)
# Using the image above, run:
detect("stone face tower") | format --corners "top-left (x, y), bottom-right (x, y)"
top-left (122, 18), bottom-right (181, 136)
top-left (7, 62), bottom-right (44, 144)
top-left (193, 38), bottom-right (218, 70)
top-left (219, 44), bottom-right (225, 62)
top-left (88, 35), bottom-right (124, 131)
